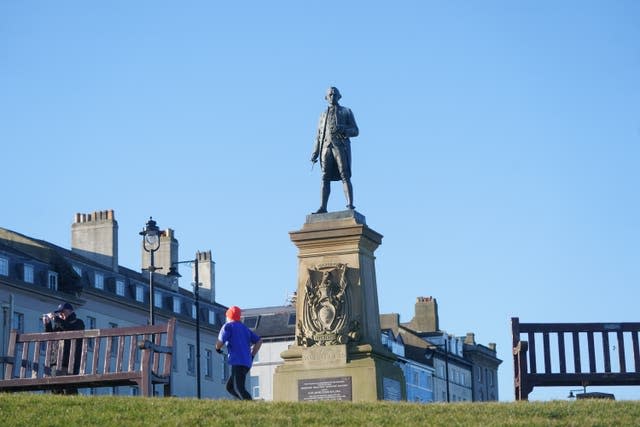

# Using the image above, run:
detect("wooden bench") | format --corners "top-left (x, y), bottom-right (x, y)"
top-left (0, 318), bottom-right (176, 397)
top-left (512, 317), bottom-right (640, 400)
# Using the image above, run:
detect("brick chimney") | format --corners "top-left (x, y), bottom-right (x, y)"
top-left (407, 296), bottom-right (439, 332)
top-left (71, 210), bottom-right (118, 272)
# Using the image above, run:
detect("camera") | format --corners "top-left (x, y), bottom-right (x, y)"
top-left (41, 312), bottom-right (61, 321)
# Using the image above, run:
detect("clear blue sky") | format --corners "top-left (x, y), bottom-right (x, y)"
top-left (2, 1), bottom-right (639, 401)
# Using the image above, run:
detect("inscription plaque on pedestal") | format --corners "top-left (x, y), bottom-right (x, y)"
top-left (298, 376), bottom-right (353, 401)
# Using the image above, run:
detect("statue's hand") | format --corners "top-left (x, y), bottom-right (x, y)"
top-left (311, 154), bottom-right (318, 163)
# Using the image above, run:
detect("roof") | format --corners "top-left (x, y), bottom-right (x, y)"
top-left (241, 305), bottom-right (296, 340)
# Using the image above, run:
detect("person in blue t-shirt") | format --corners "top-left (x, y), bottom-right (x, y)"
top-left (216, 305), bottom-right (262, 400)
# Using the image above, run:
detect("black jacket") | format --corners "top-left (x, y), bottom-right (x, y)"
top-left (46, 312), bottom-right (85, 374)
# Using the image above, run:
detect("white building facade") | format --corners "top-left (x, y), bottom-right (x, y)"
top-left (1, 210), bottom-right (230, 398)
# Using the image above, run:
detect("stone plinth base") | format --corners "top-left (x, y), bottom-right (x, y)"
top-left (273, 344), bottom-right (405, 402)
top-left (273, 210), bottom-right (406, 402)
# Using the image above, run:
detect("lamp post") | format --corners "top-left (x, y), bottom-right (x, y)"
top-left (568, 385), bottom-right (587, 399)
top-left (140, 217), bottom-right (161, 326)
top-left (426, 339), bottom-right (450, 402)
top-left (167, 255), bottom-right (201, 399)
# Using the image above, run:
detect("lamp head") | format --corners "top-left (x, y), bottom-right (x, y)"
top-left (140, 217), bottom-right (161, 252)
top-left (166, 266), bottom-right (182, 278)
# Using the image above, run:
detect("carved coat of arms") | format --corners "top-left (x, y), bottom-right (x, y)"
top-left (297, 263), bottom-right (360, 347)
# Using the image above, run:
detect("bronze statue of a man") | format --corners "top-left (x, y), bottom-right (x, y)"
top-left (311, 87), bottom-right (359, 214)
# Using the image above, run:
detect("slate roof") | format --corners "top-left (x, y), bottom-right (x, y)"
top-left (241, 305), bottom-right (296, 341)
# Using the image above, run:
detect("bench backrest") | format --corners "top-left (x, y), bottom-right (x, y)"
top-left (512, 317), bottom-right (640, 400)
top-left (4, 318), bottom-right (176, 384)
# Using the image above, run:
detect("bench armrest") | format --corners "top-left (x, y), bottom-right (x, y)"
top-left (513, 340), bottom-right (528, 355)
top-left (138, 340), bottom-right (173, 354)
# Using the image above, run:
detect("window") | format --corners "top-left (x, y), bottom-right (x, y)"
top-left (250, 376), bottom-right (260, 399)
top-left (154, 291), bottom-right (162, 308)
top-left (191, 304), bottom-right (197, 319)
top-left (95, 273), bottom-right (104, 290)
top-left (23, 264), bottom-right (34, 283)
top-left (187, 344), bottom-right (195, 375)
top-left (381, 333), bottom-right (388, 347)
top-left (73, 265), bottom-right (82, 276)
top-left (208, 310), bottom-right (217, 325)
top-left (87, 316), bottom-right (97, 350)
top-left (173, 297), bottom-right (181, 314)
top-left (0, 257), bottom-right (8, 276)
top-left (420, 371), bottom-right (427, 388)
top-left (412, 371), bottom-right (419, 386)
top-left (287, 312), bottom-right (296, 326)
top-left (135, 285), bottom-right (144, 302)
top-left (12, 312), bottom-right (24, 333)
top-left (221, 355), bottom-right (229, 381)
top-left (477, 367), bottom-right (482, 383)
top-left (116, 280), bottom-right (125, 296)
top-left (243, 316), bottom-right (258, 329)
top-left (48, 271), bottom-right (58, 291)
top-left (109, 322), bottom-right (118, 356)
top-left (205, 349), bottom-right (213, 379)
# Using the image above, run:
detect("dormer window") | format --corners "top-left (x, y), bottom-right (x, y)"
top-left (243, 316), bottom-right (259, 329)
top-left (173, 296), bottom-right (181, 314)
top-left (48, 271), bottom-right (58, 291)
top-left (135, 285), bottom-right (144, 302)
top-left (154, 291), bottom-right (162, 308)
top-left (23, 264), bottom-right (34, 283)
top-left (0, 257), bottom-right (8, 276)
top-left (116, 279), bottom-right (125, 296)
top-left (94, 273), bottom-right (104, 290)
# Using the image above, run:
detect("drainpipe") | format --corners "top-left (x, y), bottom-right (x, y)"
top-left (1, 294), bottom-right (15, 371)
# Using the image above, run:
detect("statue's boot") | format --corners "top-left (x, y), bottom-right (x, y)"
top-left (343, 180), bottom-right (355, 210)
top-left (314, 181), bottom-right (330, 214)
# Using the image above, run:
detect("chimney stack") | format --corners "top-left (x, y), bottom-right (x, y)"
top-left (407, 296), bottom-right (439, 332)
top-left (71, 209), bottom-right (119, 272)
top-left (196, 250), bottom-right (215, 303)
top-left (464, 332), bottom-right (476, 345)
top-left (142, 228), bottom-right (179, 291)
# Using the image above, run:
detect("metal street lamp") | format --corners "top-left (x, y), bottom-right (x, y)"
top-left (568, 386), bottom-right (587, 399)
top-left (425, 340), bottom-right (450, 402)
top-left (167, 255), bottom-right (202, 399)
top-left (140, 217), bottom-right (161, 325)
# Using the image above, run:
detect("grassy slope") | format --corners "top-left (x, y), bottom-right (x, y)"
top-left (2, 395), bottom-right (640, 426)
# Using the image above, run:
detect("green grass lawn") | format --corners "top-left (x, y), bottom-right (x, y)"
top-left (1, 394), bottom-right (640, 426)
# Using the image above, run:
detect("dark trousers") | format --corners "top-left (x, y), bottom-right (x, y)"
top-left (226, 365), bottom-right (252, 400)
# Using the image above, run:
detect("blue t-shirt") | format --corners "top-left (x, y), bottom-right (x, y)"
top-left (218, 320), bottom-right (261, 368)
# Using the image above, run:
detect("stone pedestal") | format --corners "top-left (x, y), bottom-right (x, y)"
top-left (273, 210), bottom-right (405, 401)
